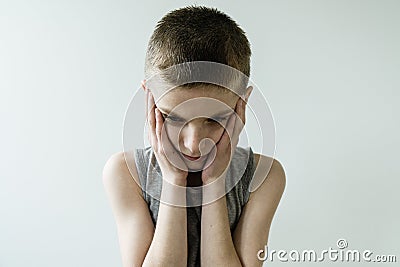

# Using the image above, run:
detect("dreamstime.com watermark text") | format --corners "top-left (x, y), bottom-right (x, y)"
top-left (257, 239), bottom-right (397, 263)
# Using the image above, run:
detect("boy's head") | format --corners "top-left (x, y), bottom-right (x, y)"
top-left (144, 5), bottom-right (251, 88)
top-left (143, 6), bottom-right (253, 169)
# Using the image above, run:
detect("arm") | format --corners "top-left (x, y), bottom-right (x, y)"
top-left (200, 155), bottom-right (286, 267)
top-left (232, 155), bottom-right (286, 267)
top-left (201, 180), bottom-right (242, 267)
top-left (142, 89), bottom-right (189, 266)
top-left (102, 152), bottom-right (188, 267)
top-left (103, 89), bottom-right (190, 266)
top-left (102, 152), bottom-right (154, 267)
top-left (143, 178), bottom-right (188, 267)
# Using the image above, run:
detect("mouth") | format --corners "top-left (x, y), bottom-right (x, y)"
top-left (182, 153), bottom-right (202, 161)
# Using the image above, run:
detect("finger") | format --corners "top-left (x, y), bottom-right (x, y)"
top-left (141, 80), bottom-right (146, 91)
top-left (147, 91), bottom-right (154, 127)
top-left (147, 90), bottom-right (155, 122)
top-left (155, 108), bottom-right (162, 143)
top-left (236, 97), bottom-right (245, 125)
top-left (239, 85), bottom-right (252, 126)
top-left (145, 88), bottom-right (148, 123)
top-left (145, 87), bottom-right (148, 122)
top-left (229, 111), bottom-right (240, 157)
top-left (233, 98), bottom-right (245, 141)
top-left (147, 92), bottom-right (157, 149)
top-left (217, 112), bottom-right (235, 150)
top-left (244, 86), bottom-right (253, 105)
top-left (241, 97), bottom-right (246, 125)
top-left (202, 144), bottom-right (217, 171)
top-left (214, 114), bottom-right (236, 165)
top-left (159, 123), bottom-right (188, 171)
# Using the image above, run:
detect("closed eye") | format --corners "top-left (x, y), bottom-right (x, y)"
top-left (207, 116), bottom-right (229, 123)
top-left (160, 112), bottom-right (185, 123)
top-left (168, 116), bottom-right (185, 122)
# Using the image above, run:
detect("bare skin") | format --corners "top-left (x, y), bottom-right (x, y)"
top-left (102, 84), bottom-right (286, 266)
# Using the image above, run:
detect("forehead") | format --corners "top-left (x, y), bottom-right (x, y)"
top-left (156, 86), bottom-right (239, 108)
top-left (155, 86), bottom-right (239, 117)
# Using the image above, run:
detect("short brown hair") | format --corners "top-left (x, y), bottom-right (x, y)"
top-left (145, 5), bottom-right (251, 86)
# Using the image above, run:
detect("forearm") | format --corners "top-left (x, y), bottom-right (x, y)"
top-left (201, 180), bottom-right (242, 267)
top-left (143, 179), bottom-right (187, 267)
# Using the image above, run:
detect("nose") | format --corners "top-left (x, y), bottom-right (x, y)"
top-left (181, 121), bottom-right (207, 156)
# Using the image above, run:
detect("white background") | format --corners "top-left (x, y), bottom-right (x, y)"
top-left (0, 0), bottom-right (399, 266)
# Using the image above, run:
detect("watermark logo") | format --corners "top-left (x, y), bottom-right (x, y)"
top-left (257, 239), bottom-right (397, 263)
top-left (336, 238), bottom-right (348, 249)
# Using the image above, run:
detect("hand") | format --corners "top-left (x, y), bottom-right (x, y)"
top-left (146, 89), bottom-right (188, 186)
top-left (201, 97), bottom-right (247, 185)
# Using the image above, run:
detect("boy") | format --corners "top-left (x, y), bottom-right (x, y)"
top-left (103, 5), bottom-right (286, 267)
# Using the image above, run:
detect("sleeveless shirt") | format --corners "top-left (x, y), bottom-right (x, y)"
top-left (134, 146), bottom-right (256, 267)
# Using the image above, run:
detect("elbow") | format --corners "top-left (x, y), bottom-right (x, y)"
top-left (142, 260), bottom-right (186, 267)
top-left (142, 254), bottom-right (186, 267)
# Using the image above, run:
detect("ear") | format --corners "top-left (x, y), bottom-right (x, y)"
top-left (243, 86), bottom-right (253, 103)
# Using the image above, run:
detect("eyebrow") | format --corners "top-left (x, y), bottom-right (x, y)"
top-left (157, 107), bottom-right (234, 119)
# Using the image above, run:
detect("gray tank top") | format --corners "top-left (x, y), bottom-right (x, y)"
top-left (134, 146), bottom-right (256, 267)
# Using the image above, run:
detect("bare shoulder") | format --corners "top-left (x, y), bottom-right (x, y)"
top-left (232, 153), bottom-right (286, 265)
top-left (102, 151), bottom-right (155, 266)
top-left (102, 151), bottom-right (143, 199)
top-left (250, 153), bottom-right (286, 194)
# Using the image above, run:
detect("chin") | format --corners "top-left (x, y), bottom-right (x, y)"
top-left (184, 158), bottom-right (206, 171)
